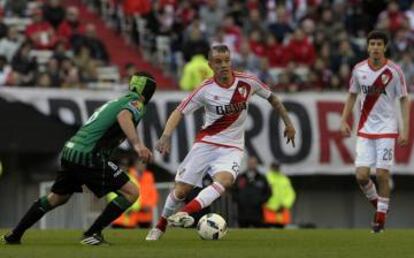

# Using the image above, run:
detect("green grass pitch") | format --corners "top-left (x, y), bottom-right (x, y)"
top-left (1, 229), bottom-right (414, 258)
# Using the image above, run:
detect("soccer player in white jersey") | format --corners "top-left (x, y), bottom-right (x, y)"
top-left (146, 44), bottom-right (296, 240)
top-left (340, 31), bottom-right (409, 233)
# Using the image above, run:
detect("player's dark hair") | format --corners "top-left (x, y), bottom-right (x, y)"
top-left (208, 44), bottom-right (230, 60)
top-left (367, 30), bottom-right (389, 46)
top-left (129, 71), bottom-right (157, 104)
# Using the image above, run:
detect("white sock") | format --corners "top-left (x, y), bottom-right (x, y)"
top-left (360, 180), bottom-right (378, 201)
top-left (195, 182), bottom-right (225, 208)
top-left (377, 197), bottom-right (390, 213)
top-left (161, 191), bottom-right (185, 218)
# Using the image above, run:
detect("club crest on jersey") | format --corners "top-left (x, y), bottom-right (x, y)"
top-left (238, 86), bottom-right (248, 98)
top-left (130, 100), bottom-right (143, 110)
top-left (381, 74), bottom-right (390, 85)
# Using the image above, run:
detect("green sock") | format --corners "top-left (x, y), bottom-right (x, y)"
top-left (84, 195), bottom-right (132, 236)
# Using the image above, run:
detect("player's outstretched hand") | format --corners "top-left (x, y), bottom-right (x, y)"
top-left (340, 121), bottom-right (352, 137)
top-left (156, 134), bottom-right (171, 155)
top-left (398, 133), bottom-right (408, 147)
top-left (133, 143), bottom-right (153, 163)
top-left (284, 125), bottom-right (296, 147)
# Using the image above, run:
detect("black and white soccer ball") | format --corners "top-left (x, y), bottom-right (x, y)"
top-left (197, 213), bottom-right (227, 240)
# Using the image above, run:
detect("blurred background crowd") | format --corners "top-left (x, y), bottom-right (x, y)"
top-left (0, 0), bottom-right (413, 92)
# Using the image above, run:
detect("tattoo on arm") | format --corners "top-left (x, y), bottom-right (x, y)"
top-left (268, 94), bottom-right (292, 126)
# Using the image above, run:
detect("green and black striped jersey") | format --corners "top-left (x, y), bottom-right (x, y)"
top-left (61, 92), bottom-right (145, 167)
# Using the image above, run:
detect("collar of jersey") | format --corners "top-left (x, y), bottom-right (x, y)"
top-left (214, 72), bottom-right (235, 88)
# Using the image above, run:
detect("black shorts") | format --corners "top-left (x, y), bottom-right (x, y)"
top-left (51, 159), bottom-right (130, 198)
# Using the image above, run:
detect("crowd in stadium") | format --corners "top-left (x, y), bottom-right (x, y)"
top-left (0, 0), bottom-right (413, 92)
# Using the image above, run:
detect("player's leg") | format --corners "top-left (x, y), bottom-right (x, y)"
top-left (169, 147), bottom-right (242, 227)
top-left (372, 138), bottom-right (394, 233)
top-left (1, 192), bottom-right (71, 244)
top-left (146, 182), bottom-right (193, 240)
top-left (1, 165), bottom-right (78, 244)
top-left (355, 137), bottom-right (378, 208)
top-left (82, 162), bottom-right (137, 244)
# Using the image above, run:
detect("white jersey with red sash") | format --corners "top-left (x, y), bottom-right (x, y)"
top-left (177, 71), bottom-right (272, 150)
top-left (349, 59), bottom-right (408, 139)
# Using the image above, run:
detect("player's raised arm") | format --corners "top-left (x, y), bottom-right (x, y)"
top-left (340, 93), bottom-right (357, 137)
top-left (398, 96), bottom-right (410, 146)
top-left (117, 109), bottom-right (153, 162)
top-left (156, 109), bottom-right (184, 155)
top-left (267, 93), bottom-right (296, 147)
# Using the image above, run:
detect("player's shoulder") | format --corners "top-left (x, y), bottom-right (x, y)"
top-left (234, 71), bottom-right (259, 81)
top-left (386, 60), bottom-right (403, 72)
top-left (352, 59), bottom-right (368, 71)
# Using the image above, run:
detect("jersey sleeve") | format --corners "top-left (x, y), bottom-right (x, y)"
top-left (394, 65), bottom-right (408, 98)
top-left (176, 86), bottom-right (205, 114)
top-left (249, 75), bottom-right (272, 99)
top-left (123, 99), bottom-right (144, 122)
top-left (348, 68), bottom-right (360, 93)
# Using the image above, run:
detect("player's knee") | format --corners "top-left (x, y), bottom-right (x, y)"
top-left (174, 182), bottom-right (193, 199)
top-left (376, 169), bottom-right (390, 182)
top-left (47, 193), bottom-right (70, 207)
top-left (355, 173), bottom-right (369, 185)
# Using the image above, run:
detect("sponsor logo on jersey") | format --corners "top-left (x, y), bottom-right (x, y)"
top-left (215, 102), bottom-right (247, 115)
top-left (361, 85), bottom-right (387, 95)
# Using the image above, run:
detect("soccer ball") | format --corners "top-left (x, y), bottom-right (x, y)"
top-left (197, 213), bottom-right (227, 240)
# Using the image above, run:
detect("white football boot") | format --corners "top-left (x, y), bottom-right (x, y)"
top-left (167, 212), bottom-right (194, 228)
top-left (145, 228), bottom-right (164, 241)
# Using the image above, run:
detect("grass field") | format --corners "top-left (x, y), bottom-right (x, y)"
top-left (1, 228), bottom-right (414, 258)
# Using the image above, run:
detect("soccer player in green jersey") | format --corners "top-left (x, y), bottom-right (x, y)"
top-left (1, 71), bottom-right (156, 245)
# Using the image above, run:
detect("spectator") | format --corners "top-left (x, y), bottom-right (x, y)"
top-left (182, 26), bottom-right (209, 62)
top-left (233, 40), bottom-right (260, 73)
top-left (35, 72), bottom-right (52, 88)
top-left (199, 0), bottom-right (224, 39)
top-left (0, 26), bottom-right (23, 62)
top-left (109, 158), bottom-right (159, 228)
top-left (268, 6), bottom-right (293, 43)
top-left (42, 0), bottom-right (65, 29)
top-left (378, 1), bottom-right (407, 34)
top-left (265, 33), bottom-right (289, 68)
top-left (179, 48), bottom-right (213, 91)
top-left (257, 58), bottom-right (275, 87)
top-left (233, 156), bottom-right (271, 228)
top-left (399, 52), bottom-right (414, 92)
top-left (80, 23), bottom-right (109, 63)
top-left (0, 8), bottom-right (8, 40)
top-left (52, 41), bottom-right (70, 63)
top-left (243, 9), bottom-right (266, 35)
top-left (263, 162), bottom-right (296, 228)
top-left (11, 41), bottom-right (38, 86)
top-left (46, 57), bottom-right (61, 87)
top-left (60, 58), bottom-right (81, 88)
top-left (73, 45), bottom-right (98, 83)
top-left (0, 55), bottom-right (12, 86)
top-left (57, 6), bottom-right (85, 49)
top-left (25, 8), bottom-right (58, 50)
top-left (248, 29), bottom-right (265, 57)
top-left (285, 28), bottom-right (316, 67)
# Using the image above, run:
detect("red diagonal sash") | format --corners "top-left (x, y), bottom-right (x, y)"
top-left (196, 81), bottom-right (251, 141)
top-left (358, 68), bottom-right (393, 131)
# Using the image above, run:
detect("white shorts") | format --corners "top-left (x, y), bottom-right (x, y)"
top-left (355, 137), bottom-right (395, 170)
top-left (175, 142), bottom-right (244, 187)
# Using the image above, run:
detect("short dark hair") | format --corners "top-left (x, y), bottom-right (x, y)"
top-left (367, 30), bottom-right (389, 46)
top-left (208, 44), bottom-right (230, 59)
top-left (129, 71), bottom-right (156, 104)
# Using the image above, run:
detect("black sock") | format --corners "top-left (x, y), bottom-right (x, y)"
top-left (12, 196), bottom-right (53, 239)
top-left (84, 195), bottom-right (132, 236)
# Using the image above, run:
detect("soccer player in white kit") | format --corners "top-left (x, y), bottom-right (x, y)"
top-left (146, 45), bottom-right (296, 240)
top-left (340, 31), bottom-right (409, 233)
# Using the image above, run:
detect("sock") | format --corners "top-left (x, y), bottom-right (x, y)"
top-left (360, 180), bottom-right (378, 207)
top-left (377, 197), bottom-right (390, 214)
top-left (84, 195), bottom-right (132, 236)
top-left (12, 196), bottom-right (54, 239)
top-left (182, 182), bottom-right (225, 214)
top-left (157, 191), bottom-right (185, 231)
